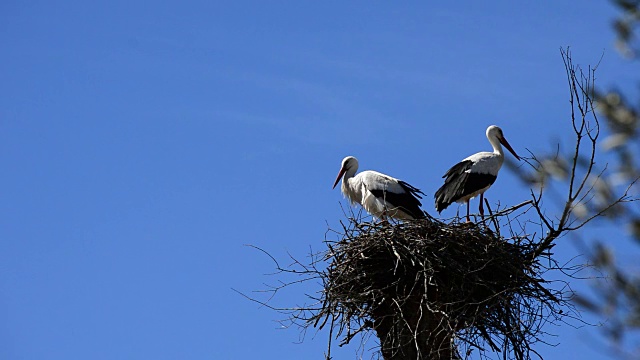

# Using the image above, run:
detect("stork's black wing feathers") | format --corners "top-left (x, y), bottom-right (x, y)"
top-left (435, 160), bottom-right (473, 212)
top-left (441, 160), bottom-right (473, 179)
top-left (398, 180), bottom-right (425, 199)
top-left (370, 180), bottom-right (426, 219)
top-left (435, 160), bottom-right (496, 212)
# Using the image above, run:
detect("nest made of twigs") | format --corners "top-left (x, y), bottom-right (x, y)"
top-left (314, 217), bottom-right (563, 359)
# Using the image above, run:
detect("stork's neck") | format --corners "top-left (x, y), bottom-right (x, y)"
top-left (488, 135), bottom-right (504, 157)
top-left (340, 165), bottom-right (361, 205)
top-left (343, 165), bottom-right (358, 182)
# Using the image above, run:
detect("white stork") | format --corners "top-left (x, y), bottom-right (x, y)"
top-left (333, 156), bottom-right (426, 220)
top-left (435, 125), bottom-right (520, 222)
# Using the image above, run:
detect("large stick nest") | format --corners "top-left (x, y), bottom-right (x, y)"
top-left (313, 216), bottom-right (568, 360)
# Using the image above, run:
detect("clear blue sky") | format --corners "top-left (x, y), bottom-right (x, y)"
top-left (1, 1), bottom-right (637, 359)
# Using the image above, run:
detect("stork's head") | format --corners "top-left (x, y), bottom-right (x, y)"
top-left (486, 125), bottom-right (502, 139)
top-left (487, 125), bottom-right (521, 161)
top-left (333, 156), bottom-right (359, 189)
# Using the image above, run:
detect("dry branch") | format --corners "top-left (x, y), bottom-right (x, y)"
top-left (306, 214), bottom-right (573, 360)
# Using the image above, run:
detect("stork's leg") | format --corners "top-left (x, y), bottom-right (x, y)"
top-left (378, 211), bottom-right (389, 225)
top-left (466, 200), bottom-right (471, 222)
top-left (479, 193), bottom-right (485, 219)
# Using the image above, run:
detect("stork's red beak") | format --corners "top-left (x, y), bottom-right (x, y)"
top-left (332, 167), bottom-right (346, 189)
top-left (499, 136), bottom-right (521, 161)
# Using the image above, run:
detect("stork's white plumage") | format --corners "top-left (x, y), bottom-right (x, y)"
top-left (435, 125), bottom-right (520, 222)
top-left (333, 156), bottom-right (426, 220)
